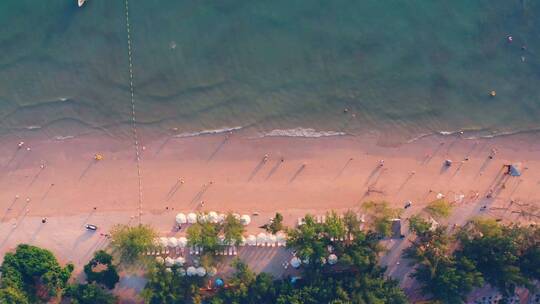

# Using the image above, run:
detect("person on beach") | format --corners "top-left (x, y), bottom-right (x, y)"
top-left (378, 160), bottom-right (384, 167)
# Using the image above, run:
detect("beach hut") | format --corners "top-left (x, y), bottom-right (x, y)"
top-left (177, 268), bottom-right (186, 277)
top-left (165, 257), bottom-right (175, 267)
top-left (246, 235), bottom-right (257, 246)
top-left (159, 237), bottom-right (169, 247)
top-left (186, 266), bottom-right (197, 276)
top-left (240, 215), bottom-right (251, 226)
top-left (208, 211), bottom-right (219, 223)
top-left (175, 257), bottom-right (185, 266)
top-left (207, 267), bottom-right (217, 277)
top-left (328, 254), bottom-right (338, 265)
top-left (257, 233), bottom-right (267, 246)
top-left (176, 213), bottom-right (187, 224)
top-left (168, 237), bottom-right (178, 248)
top-left (290, 257), bottom-right (301, 268)
top-left (196, 267), bottom-right (206, 277)
top-left (178, 237), bottom-right (188, 248)
top-left (187, 213), bottom-right (197, 224)
top-left (155, 256), bottom-right (164, 264)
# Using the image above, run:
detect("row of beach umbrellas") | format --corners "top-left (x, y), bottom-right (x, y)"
top-left (155, 258), bottom-right (217, 277)
top-left (157, 232), bottom-right (287, 248)
top-left (290, 254), bottom-right (338, 268)
top-left (176, 212), bottom-right (251, 226)
top-left (158, 237), bottom-right (188, 248)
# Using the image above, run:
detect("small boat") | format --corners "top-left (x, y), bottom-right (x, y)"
top-left (78, 0), bottom-right (86, 7)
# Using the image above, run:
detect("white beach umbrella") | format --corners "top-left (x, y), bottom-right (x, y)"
top-left (175, 257), bottom-right (186, 266)
top-left (328, 254), bottom-right (338, 265)
top-left (159, 237), bottom-right (169, 247)
top-left (166, 267), bottom-right (172, 273)
top-left (290, 257), bottom-right (301, 268)
top-left (232, 213), bottom-right (241, 220)
top-left (165, 257), bottom-right (175, 267)
top-left (177, 268), bottom-right (186, 277)
top-left (208, 211), bottom-right (219, 223)
top-left (240, 214), bottom-right (251, 226)
top-left (207, 267), bottom-right (217, 277)
top-left (178, 237), bottom-right (188, 248)
top-left (155, 256), bottom-right (164, 264)
top-left (187, 213), bottom-right (197, 224)
top-left (196, 267), bottom-right (206, 277)
top-left (257, 232), bottom-right (267, 245)
top-left (186, 266), bottom-right (197, 276)
top-left (217, 213), bottom-right (226, 223)
top-left (246, 235), bottom-right (257, 246)
top-left (267, 234), bottom-right (277, 245)
top-left (276, 232), bottom-right (287, 246)
top-left (176, 213), bottom-right (187, 224)
top-left (168, 237), bottom-right (178, 248)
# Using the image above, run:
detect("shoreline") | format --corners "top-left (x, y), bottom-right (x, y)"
top-left (1, 127), bottom-right (539, 297)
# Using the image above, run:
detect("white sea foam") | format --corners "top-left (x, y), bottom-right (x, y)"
top-left (173, 126), bottom-right (243, 138)
top-left (54, 135), bottom-right (75, 140)
top-left (260, 128), bottom-right (347, 138)
top-left (26, 125), bottom-right (41, 130)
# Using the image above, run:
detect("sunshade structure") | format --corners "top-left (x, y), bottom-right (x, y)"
top-left (176, 213), bottom-right (187, 224)
top-left (178, 237), bottom-right (188, 248)
top-left (207, 267), bottom-right (217, 277)
top-left (187, 213), bottom-right (197, 224)
top-left (196, 267), bottom-right (206, 277)
top-left (186, 266), bottom-right (197, 276)
top-left (207, 211), bottom-right (219, 223)
top-left (165, 257), bottom-right (175, 267)
top-left (168, 237), bottom-right (178, 248)
top-left (240, 214), bottom-right (251, 226)
top-left (155, 256), bottom-right (164, 264)
top-left (175, 257), bottom-right (185, 266)
top-left (246, 235), bottom-right (257, 246)
top-left (159, 237), bottom-right (169, 247)
top-left (290, 257), bottom-right (301, 268)
top-left (257, 233), bottom-right (267, 246)
top-left (328, 254), bottom-right (338, 265)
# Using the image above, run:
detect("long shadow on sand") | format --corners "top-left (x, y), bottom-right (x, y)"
top-left (248, 159), bottom-right (267, 182)
top-left (289, 164), bottom-right (306, 183)
top-left (266, 159), bottom-right (284, 180)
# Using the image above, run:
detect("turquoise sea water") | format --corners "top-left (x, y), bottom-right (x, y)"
top-left (0, 1), bottom-right (539, 142)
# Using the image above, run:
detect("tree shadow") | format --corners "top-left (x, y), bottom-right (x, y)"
top-left (265, 159), bottom-right (283, 180)
top-left (79, 159), bottom-right (96, 180)
top-left (207, 137), bottom-right (229, 162)
top-left (289, 164), bottom-right (306, 183)
top-left (248, 158), bottom-right (267, 182)
top-left (334, 158), bottom-right (353, 180)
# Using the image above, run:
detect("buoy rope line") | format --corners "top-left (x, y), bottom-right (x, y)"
top-left (124, 0), bottom-right (143, 225)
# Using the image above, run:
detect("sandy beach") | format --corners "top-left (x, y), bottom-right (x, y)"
top-left (1, 128), bottom-right (540, 299)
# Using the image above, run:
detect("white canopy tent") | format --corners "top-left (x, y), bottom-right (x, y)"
top-left (165, 257), bottom-right (175, 267)
top-left (196, 267), bottom-right (206, 277)
top-left (186, 266), bottom-right (197, 276)
top-left (178, 237), bottom-right (188, 248)
top-left (175, 213), bottom-right (187, 224)
top-left (175, 257), bottom-right (186, 266)
top-left (159, 237), bottom-right (169, 247)
top-left (207, 211), bottom-right (219, 223)
top-left (168, 237), bottom-right (178, 248)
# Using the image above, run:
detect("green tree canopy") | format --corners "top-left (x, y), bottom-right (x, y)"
top-left (83, 250), bottom-right (120, 290)
top-left (223, 213), bottom-right (245, 246)
top-left (0, 244), bottom-right (73, 303)
top-left (424, 199), bottom-right (453, 219)
top-left (64, 283), bottom-right (117, 304)
top-left (361, 201), bottom-right (401, 237)
top-left (109, 224), bottom-right (158, 265)
top-left (267, 213), bottom-right (285, 234)
top-left (141, 263), bottom-right (203, 304)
